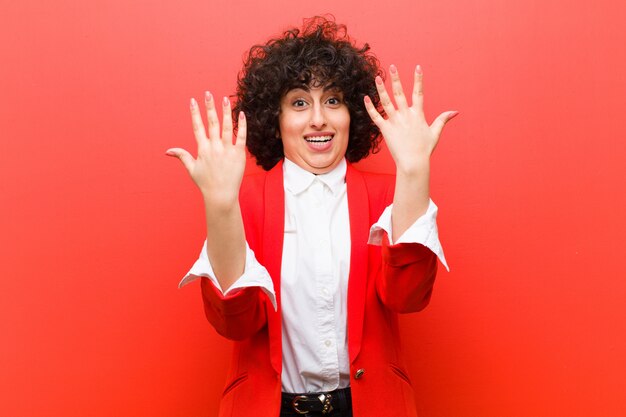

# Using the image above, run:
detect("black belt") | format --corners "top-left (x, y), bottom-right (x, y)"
top-left (281, 387), bottom-right (352, 415)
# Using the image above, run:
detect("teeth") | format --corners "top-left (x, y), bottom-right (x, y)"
top-left (305, 136), bottom-right (333, 142)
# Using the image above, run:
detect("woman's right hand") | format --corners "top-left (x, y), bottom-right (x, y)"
top-left (166, 92), bottom-right (247, 208)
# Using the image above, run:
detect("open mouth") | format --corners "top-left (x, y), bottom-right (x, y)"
top-left (304, 135), bottom-right (333, 143)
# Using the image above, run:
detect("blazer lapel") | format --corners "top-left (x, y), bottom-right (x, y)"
top-left (262, 161), bottom-right (369, 371)
top-left (263, 160), bottom-right (285, 376)
top-left (346, 164), bottom-right (369, 363)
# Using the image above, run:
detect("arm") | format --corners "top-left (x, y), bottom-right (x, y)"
top-left (364, 65), bottom-right (456, 312)
top-left (167, 92), bottom-right (247, 292)
top-left (364, 64), bottom-right (457, 242)
top-left (168, 93), bottom-right (273, 339)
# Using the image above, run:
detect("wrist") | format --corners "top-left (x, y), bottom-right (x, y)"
top-left (395, 156), bottom-right (430, 177)
top-left (201, 191), bottom-right (239, 212)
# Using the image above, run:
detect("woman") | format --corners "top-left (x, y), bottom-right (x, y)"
top-left (167, 17), bottom-right (456, 417)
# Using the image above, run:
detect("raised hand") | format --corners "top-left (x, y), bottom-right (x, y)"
top-left (364, 65), bottom-right (457, 173)
top-left (364, 65), bottom-right (458, 241)
top-left (166, 92), bottom-right (247, 208)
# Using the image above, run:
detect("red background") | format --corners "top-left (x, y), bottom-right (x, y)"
top-left (2, 0), bottom-right (625, 416)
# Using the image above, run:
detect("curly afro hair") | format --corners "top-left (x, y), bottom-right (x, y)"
top-left (233, 16), bottom-right (384, 171)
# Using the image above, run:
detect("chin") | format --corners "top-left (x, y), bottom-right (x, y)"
top-left (305, 157), bottom-right (341, 174)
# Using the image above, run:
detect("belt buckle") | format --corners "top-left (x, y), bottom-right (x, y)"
top-left (291, 393), bottom-right (334, 415)
top-left (318, 393), bottom-right (334, 414)
top-left (292, 395), bottom-right (311, 415)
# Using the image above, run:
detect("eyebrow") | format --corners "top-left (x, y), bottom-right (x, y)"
top-left (287, 83), bottom-right (342, 94)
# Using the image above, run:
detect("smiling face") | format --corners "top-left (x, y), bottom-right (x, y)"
top-left (278, 85), bottom-right (351, 174)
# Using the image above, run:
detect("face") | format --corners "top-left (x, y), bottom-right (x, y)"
top-left (278, 85), bottom-right (350, 174)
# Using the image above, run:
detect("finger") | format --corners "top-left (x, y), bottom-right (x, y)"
top-left (412, 65), bottom-right (424, 115)
top-left (235, 112), bottom-right (247, 147)
top-left (389, 65), bottom-right (408, 109)
top-left (165, 148), bottom-right (195, 173)
top-left (190, 98), bottom-right (207, 146)
top-left (204, 91), bottom-right (220, 140)
top-left (430, 111), bottom-right (459, 138)
top-left (375, 76), bottom-right (395, 117)
top-left (363, 95), bottom-right (385, 127)
top-left (221, 96), bottom-right (233, 144)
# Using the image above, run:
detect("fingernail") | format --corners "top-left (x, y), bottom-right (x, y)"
top-left (205, 91), bottom-right (212, 102)
top-left (415, 65), bottom-right (422, 74)
top-left (449, 111), bottom-right (459, 119)
top-left (223, 96), bottom-right (230, 106)
top-left (375, 76), bottom-right (383, 85)
top-left (390, 64), bottom-right (397, 74)
top-left (364, 96), bottom-right (372, 104)
top-left (239, 112), bottom-right (245, 120)
top-left (190, 98), bottom-right (197, 109)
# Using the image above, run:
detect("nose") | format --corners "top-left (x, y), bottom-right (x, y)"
top-left (309, 103), bottom-right (326, 129)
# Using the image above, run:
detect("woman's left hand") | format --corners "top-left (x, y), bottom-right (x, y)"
top-left (364, 65), bottom-right (457, 173)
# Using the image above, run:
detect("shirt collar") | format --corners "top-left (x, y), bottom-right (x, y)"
top-left (283, 158), bottom-right (347, 196)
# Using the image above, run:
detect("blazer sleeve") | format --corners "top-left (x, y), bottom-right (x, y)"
top-left (376, 235), bottom-right (439, 313)
top-left (200, 278), bottom-right (268, 341)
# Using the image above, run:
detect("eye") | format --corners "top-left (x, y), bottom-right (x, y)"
top-left (326, 96), bottom-right (343, 106)
top-left (292, 99), bottom-right (307, 107)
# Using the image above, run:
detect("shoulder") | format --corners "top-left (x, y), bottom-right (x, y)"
top-left (239, 171), bottom-right (270, 224)
top-left (360, 170), bottom-right (395, 188)
top-left (348, 165), bottom-right (396, 202)
top-left (238, 162), bottom-right (283, 222)
top-left (240, 170), bottom-right (268, 198)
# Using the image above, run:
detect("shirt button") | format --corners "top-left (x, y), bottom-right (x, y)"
top-left (324, 340), bottom-right (332, 347)
top-left (322, 288), bottom-right (330, 296)
top-left (354, 368), bottom-right (365, 379)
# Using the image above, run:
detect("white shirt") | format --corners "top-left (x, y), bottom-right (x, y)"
top-left (180, 158), bottom-right (448, 393)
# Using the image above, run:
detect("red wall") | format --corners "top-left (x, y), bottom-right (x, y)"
top-left (2, 0), bottom-right (625, 416)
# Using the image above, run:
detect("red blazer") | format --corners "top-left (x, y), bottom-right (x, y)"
top-left (200, 161), bottom-right (438, 417)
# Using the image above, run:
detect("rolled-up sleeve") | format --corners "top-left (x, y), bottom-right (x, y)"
top-left (368, 199), bottom-right (449, 272)
top-left (178, 240), bottom-right (277, 310)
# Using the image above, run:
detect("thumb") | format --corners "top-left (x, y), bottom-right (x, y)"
top-left (165, 148), bottom-right (194, 172)
top-left (431, 111), bottom-right (459, 138)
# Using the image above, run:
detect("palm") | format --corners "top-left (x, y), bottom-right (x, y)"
top-left (364, 65), bottom-right (457, 171)
top-left (167, 92), bottom-right (247, 206)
